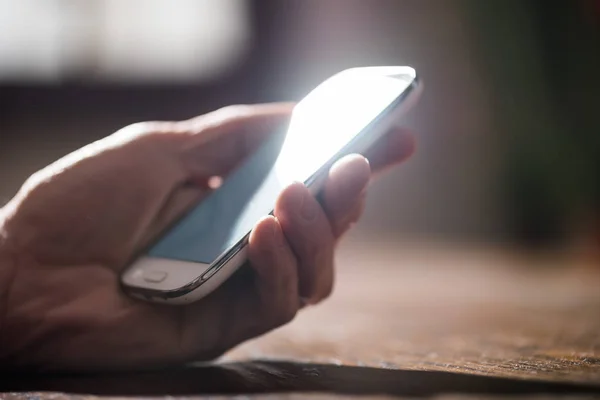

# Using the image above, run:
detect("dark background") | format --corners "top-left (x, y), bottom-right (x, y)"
top-left (1, 0), bottom-right (599, 252)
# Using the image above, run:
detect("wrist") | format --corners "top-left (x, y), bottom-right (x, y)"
top-left (0, 204), bottom-right (19, 361)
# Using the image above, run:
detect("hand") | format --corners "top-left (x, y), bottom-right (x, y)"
top-left (0, 103), bottom-right (414, 371)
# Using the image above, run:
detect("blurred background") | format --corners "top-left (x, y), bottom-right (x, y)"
top-left (1, 0), bottom-right (599, 257)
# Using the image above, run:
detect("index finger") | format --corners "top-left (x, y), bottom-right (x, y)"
top-left (177, 103), bottom-right (296, 180)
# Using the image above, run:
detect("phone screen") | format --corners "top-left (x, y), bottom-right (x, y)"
top-left (148, 71), bottom-right (412, 264)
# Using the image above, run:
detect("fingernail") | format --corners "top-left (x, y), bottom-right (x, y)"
top-left (299, 190), bottom-right (318, 221)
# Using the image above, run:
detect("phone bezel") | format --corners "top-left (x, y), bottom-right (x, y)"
top-left (121, 66), bottom-right (420, 302)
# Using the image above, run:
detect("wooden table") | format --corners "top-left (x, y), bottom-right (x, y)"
top-left (3, 237), bottom-right (600, 399)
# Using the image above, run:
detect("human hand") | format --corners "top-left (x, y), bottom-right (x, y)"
top-left (0, 103), bottom-right (414, 371)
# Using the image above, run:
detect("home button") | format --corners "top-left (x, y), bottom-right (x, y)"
top-left (143, 270), bottom-right (168, 283)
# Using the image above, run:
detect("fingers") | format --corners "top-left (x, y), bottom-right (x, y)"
top-left (319, 128), bottom-right (415, 239)
top-left (247, 215), bottom-right (300, 327)
top-left (110, 103), bottom-right (295, 185)
top-left (322, 154), bottom-right (371, 237)
top-left (177, 215), bottom-right (300, 359)
top-left (275, 182), bottom-right (336, 305)
top-left (175, 128), bottom-right (416, 360)
top-left (363, 127), bottom-right (415, 176)
top-left (179, 186), bottom-right (337, 360)
top-left (172, 125), bottom-right (417, 363)
top-left (176, 103), bottom-right (296, 180)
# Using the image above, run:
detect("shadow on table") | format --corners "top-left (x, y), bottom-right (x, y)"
top-left (3, 360), bottom-right (600, 397)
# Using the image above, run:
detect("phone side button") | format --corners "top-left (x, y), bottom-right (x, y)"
top-left (201, 267), bottom-right (219, 281)
top-left (143, 270), bottom-right (168, 283)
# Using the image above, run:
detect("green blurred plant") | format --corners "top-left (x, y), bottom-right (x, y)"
top-left (466, 0), bottom-right (600, 246)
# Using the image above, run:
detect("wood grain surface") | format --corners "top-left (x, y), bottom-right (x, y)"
top-left (3, 237), bottom-right (600, 399)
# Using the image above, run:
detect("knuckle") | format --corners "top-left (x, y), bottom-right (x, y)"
top-left (137, 126), bottom-right (176, 145)
top-left (219, 103), bottom-right (255, 116)
top-left (215, 104), bottom-right (246, 115)
top-left (114, 121), bottom-right (155, 141)
top-left (207, 104), bottom-right (250, 125)
top-left (116, 121), bottom-right (181, 147)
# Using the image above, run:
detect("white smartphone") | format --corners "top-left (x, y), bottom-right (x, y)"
top-left (121, 66), bottom-right (421, 304)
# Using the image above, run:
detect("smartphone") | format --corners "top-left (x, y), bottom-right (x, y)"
top-left (121, 66), bottom-right (421, 304)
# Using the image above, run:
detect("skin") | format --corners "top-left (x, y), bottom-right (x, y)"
top-left (0, 103), bottom-right (415, 372)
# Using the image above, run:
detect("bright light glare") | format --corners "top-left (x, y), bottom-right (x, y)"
top-left (274, 69), bottom-right (411, 185)
top-left (224, 69), bottom-right (411, 251)
top-left (146, 68), bottom-right (415, 262)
